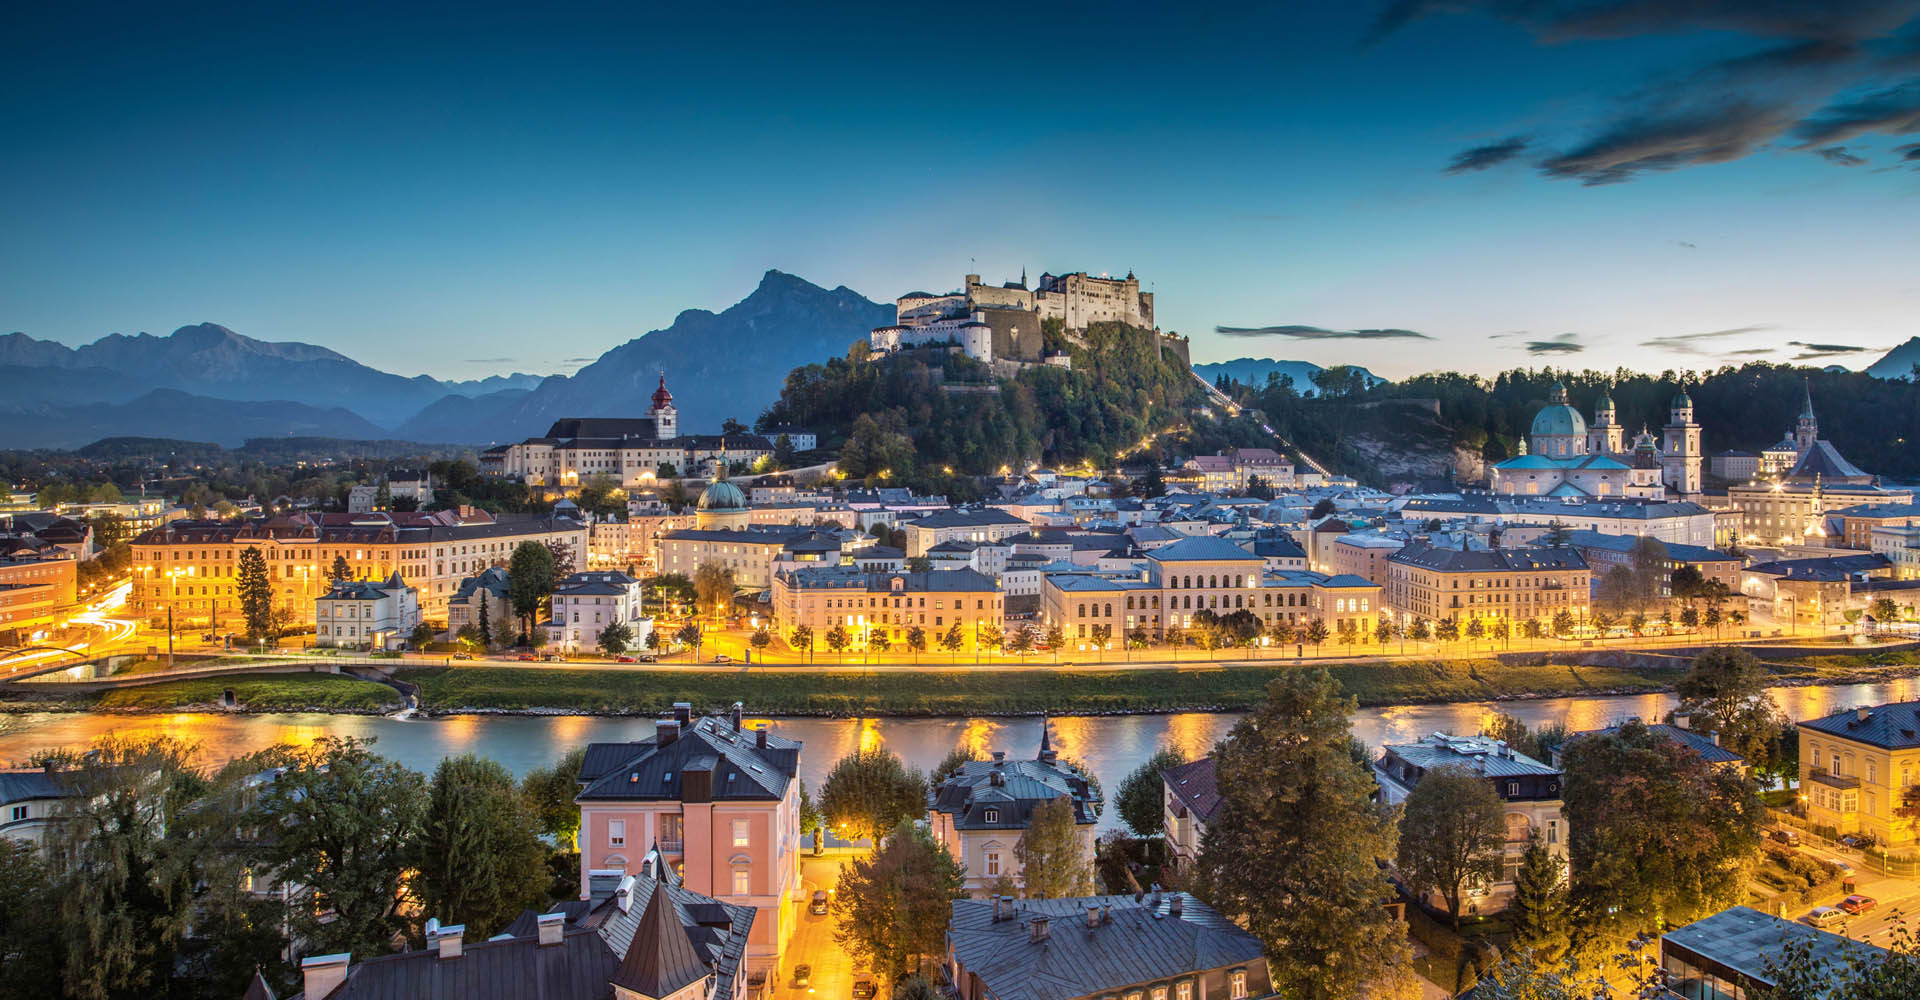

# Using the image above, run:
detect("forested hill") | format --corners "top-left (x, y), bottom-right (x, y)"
top-left (756, 323), bottom-right (1206, 495)
top-left (1218, 363), bottom-right (1920, 483)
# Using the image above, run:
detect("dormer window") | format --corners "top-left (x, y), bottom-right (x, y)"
top-left (984, 808), bottom-right (1000, 823)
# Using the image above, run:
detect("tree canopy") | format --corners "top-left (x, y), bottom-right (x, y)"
top-left (818, 749), bottom-right (929, 844)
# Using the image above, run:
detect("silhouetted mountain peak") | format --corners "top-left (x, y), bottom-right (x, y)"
top-left (1868, 337), bottom-right (1920, 380)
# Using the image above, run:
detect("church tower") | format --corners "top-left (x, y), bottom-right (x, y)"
top-left (1661, 386), bottom-right (1703, 496)
top-left (649, 372), bottom-right (678, 440)
top-left (1795, 379), bottom-right (1818, 453)
top-left (1587, 387), bottom-right (1624, 456)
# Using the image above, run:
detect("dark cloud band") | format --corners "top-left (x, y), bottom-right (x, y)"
top-left (1214, 324), bottom-right (1433, 340)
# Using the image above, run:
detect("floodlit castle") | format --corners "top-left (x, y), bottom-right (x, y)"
top-left (868, 268), bottom-right (1172, 368)
top-left (1490, 382), bottom-right (1702, 500)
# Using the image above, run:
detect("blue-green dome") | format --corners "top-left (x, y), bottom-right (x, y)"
top-left (1531, 391), bottom-right (1587, 438)
top-left (696, 479), bottom-right (748, 511)
top-left (1595, 390), bottom-right (1615, 412)
top-left (1671, 388), bottom-right (1693, 408)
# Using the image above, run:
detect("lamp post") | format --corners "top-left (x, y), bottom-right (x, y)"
top-left (163, 568), bottom-right (182, 669)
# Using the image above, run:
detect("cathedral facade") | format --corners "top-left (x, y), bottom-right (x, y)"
top-left (1490, 383), bottom-right (1701, 500)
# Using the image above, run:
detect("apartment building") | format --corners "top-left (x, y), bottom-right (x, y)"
top-left (0, 555), bottom-right (77, 631)
top-left (1385, 543), bottom-right (1589, 626)
top-left (770, 566), bottom-right (1004, 653)
top-left (1799, 701), bottom-right (1920, 847)
top-left (546, 570), bottom-right (651, 652)
top-left (314, 572), bottom-right (420, 650)
top-left (927, 732), bottom-right (1101, 896)
top-left (1324, 533), bottom-right (1404, 585)
top-left (1727, 483), bottom-right (1912, 548)
top-left (1161, 758), bottom-right (1219, 870)
top-left (901, 508), bottom-right (1031, 557)
top-left (575, 703), bottom-right (802, 978)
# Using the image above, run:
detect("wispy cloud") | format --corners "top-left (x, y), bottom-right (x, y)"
top-left (464, 356), bottom-right (516, 364)
top-left (1642, 325), bottom-right (1777, 355)
top-left (562, 356), bottom-right (596, 363)
top-left (1725, 348), bottom-right (1777, 356)
top-left (1671, 239), bottom-right (1699, 249)
top-left (1817, 144), bottom-right (1869, 164)
top-left (1789, 340), bottom-right (1878, 359)
top-left (1525, 333), bottom-right (1586, 355)
top-left (1214, 324), bottom-right (1433, 340)
top-left (1444, 136), bottom-right (1529, 173)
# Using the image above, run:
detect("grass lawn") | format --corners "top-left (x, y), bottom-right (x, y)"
top-left (89, 674), bottom-right (402, 712)
top-left (397, 658), bottom-right (1681, 716)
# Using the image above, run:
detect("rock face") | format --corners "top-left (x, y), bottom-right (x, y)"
top-left (1867, 337), bottom-right (1920, 380)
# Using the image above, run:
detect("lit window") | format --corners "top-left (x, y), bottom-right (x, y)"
top-left (1230, 972), bottom-right (1247, 1000)
top-left (985, 851), bottom-right (1001, 876)
top-left (733, 868), bottom-right (751, 896)
top-left (609, 819), bottom-right (626, 847)
top-left (733, 818), bottom-right (749, 847)
top-left (984, 808), bottom-right (999, 823)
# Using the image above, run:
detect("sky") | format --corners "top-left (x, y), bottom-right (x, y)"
top-left (3, 1), bottom-right (1919, 382)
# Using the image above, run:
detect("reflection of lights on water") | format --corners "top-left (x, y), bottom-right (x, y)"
top-left (958, 719), bottom-right (999, 759)
top-left (856, 718), bottom-right (883, 754)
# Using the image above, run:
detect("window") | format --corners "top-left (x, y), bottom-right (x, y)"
top-left (733, 868), bottom-right (751, 896)
top-left (984, 808), bottom-right (999, 823)
top-left (609, 819), bottom-right (626, 847)
top-left (733, 818), bottom-right (750, 847)
top-left (1230, 971), bottom-right (1248, 1000)
top-left (1506, 781), bottom-right (1519, 797)
top-left (1152, 987), bottom-right (1168, 1000)
top-left (985, 851), bottom-right (1001, 876)
top-left (9, 805), bottom-right (25, 822)
top-left (1176, 984), bottom-right (1192, 1000)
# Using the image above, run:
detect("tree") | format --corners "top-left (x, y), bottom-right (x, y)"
top-left (1871, 596), bottom-right (1901, 624)
top-left (824, 623), bottom-right (852, 658)
top-left (1310, 498), bottom-right (1337, 519)
top-left (477, 597), bottom-right (494, 648)
top-left (0, 839), bottom-right (64, 998)
top-left (1245, 474), bottom-right (1274, 500)
top-left (1481, 711), bottom-right (1544, 760)
top-left (1116, 748), bottom-right (1186, 837)
top-left (693, 562), bottom-right (736, 620)
top-left (791, 623), bottom-right (815, 659)
top-left (544, 538), bottom-right (576, 586)
top-left (750, 626), bottom-right (773, 655)
top-left (772, 434), bottom-right (797, 469)
top-left (1434, 618), bottom-right (1460, 643)
top-left (939, 623), bottom-right (965, 660)
top-left (331, 553), bottom-right (353, 583)
top-left (1303, 617), bottom-right (1329, 653)
top-left (1006, 626), bottom-right (1035, 655)
top-left (1669, 565), bottom-right (1707, 603)
top-left (249, 736), bottom-right (427, 958)
top-left (1015, 796), bottom-right (1093, 898)
top-left (1673, 647), bottom-right (1785, 773)
top-left (1679, 605), bottom-right (1700, 629)
top-left (508, 540), bottom-right (557, 639)
top-left (905, 555), bottom-right (933, 573)
top-left (1088, 623), bottom-right (1111, 652)
top-left (1755, 928), bottom-right (1920, 1000)
top-left (1560, 721), bottom-right (1763, 937)
top-left (598, 620), bottom-right (634, 655)
top-left (1396, 766), bottom-right (1505, 928)
top-left (1543, 520), bottom-right (1571, 548)
top-left (237, 545), bottom-right (273, 644)
top-left (1044, 624), bottom-right (1065, 657)
top-left (521, 745), bottom-right (589, 850)
top-left (1508, 829), bottom-right (1572, 965)
top-left (1550, 609), bottom-right (1575, 636)
top-left (413, 754), bottom-right (550, 937)
top-left (833, 821), bottom-right (964, 983)
top-left (1138, 464), bottom-right (1166, 498)
top-left (1194, 670), bottom-right (1413, 1000)
top-left (819, 749), bottom-right (928, 844)
top-left (676, 622), bottom-right (702, 655)
top-left (1408, 617), bottom-right (1431, 643)
top-left (88, 510), bottom-right (129, 550)
top-left (904, 625), bottom-right (926, 660)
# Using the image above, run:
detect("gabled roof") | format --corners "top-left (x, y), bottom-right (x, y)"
top-left (576, 715), bottom-right (801, 803)
top-left (948, 894), bottom-right (1264, 1000)
top-left (929, 747), bottom-right (1101, 830)
top-left (1787, 440), bottom-right (1869, 481)
top-left (1161, 758), bottom-right (1220, 823)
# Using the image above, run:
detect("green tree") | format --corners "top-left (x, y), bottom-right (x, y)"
top-left (331, 553), bottom-right (353, 583)
top-left (508, 540), bottom-right (557, 639)
top-left (693, 562), bottom-right (736, 620)
top-left (87, 510), bottom-right (129, 550)
top-left (870, 630), bottom-right (892, 653)
top-left (1303, 617), bottom-right (1329, 653)
top-left (931, 747), bottom-right (979, 785)
top-left (1673, 646), bottom-right (1785, 773)
top-left (1870, 596), bottom-right (1901, 624)
top-left (819, 749), bottom-right (928, 844)
top-left (833, 821), bottom-right (964, 983)
top-left (825, 624), bottom-right (851, 658)
top-left (939, 623), bottom-right (965, 660)
top-left (906, 555), bottom-right (933, 573)
top-left (598, 620), bottom-right (634, 655)
top-left (520, 745), bottom-right (589, 850)
top-left (904, 625), bottom-right (926, 660)
top-left (1409, 618), bottom-right (1432, 643)
top-left (249, 736), bottom-right (427, 958)
top-left (791, 624), bottom-right (815, 659)
top-left (676, 622), bottom-right (702, 655)
top-left (477, 597), bottom-right (493, 647)
top-left (236, 545), bottom-right (273, 644)
top-left (1115, 748), bottom-right (1187, 837)
top-left (1395, 765), bottom-right (1505, 928)
top-left (1560, 721), bottom-right (1763, 937)
top-left (1194, 670), bottom-right (1413, 1000)
top-left (1434, 618), bottom-right (1461, 644)
top-left (1679, 605), bottom-right (1701, 629)
top-left (1543, 520), bottom-right (1571, 547)
top-left (1550, 609), bottom-right (1575, 636)
top-left (1464, 617), bottom-right (1486, 645)
top-left (413, 754), bottom-right (550, 937)
top-left (750, 626), bottom-right (773, 655)
top-left (0, 839), bottom-right (64, 998)
top-left (1754, 925), bottom-right (1920, 999)
top-left (1507, 829), bottom-right (1572, 965)
top-left (1015, 796), bottom-right (1093, 898)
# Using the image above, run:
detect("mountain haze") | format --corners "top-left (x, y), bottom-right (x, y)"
top-left (1191, 357), bottom-right (1382, 393)
top-left (1868, 337), bottom-right (1920, 380)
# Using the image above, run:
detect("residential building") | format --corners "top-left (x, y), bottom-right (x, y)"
top-left (0, 554), bottom-right (77, 632)
top-left (1798, 701), bottom-right (1920, 847)
top-left (1385, 543), bottom-right (1589, 626)
top-left (314, 572), bottom-right (420, 649)
top-left (547, 570), bottom-right (651, 653)
top-left (1727, 482), bottom-right (1911, 548)
top-left (575, 703), bottom-right (802, 977)
top-left (1325, 533), bottom-right (1404, 586)
top-left (1872, 523), bottom-right (1920, 580)
top-left (345, 484), bottom-right (379, 514)
top-left (1738, 555), bottom-right (1888, 626)
top-left (1182, 447), bottom-right (1295, 492)
top-left (927, 731), bottom-right (1101, 896)
top-left (902, 508), bottom-right (1031, 557)
top-left (445, 566), bottom-right (511, 638)
top-left (654, 524), bottom-right (839, 591)
top-left (1161, 758), bottom-right (1219, 870)
top-left (387, 468), bottom-right (434, 506)
top-left (1374, 734), bottom-right (1565, 914)
top-left (770, 567), bottom-right (1004, 653)
top-left (760, 426), bottom-right (816, 452)
top-left (291, 865), bottom-right (755, 1000)
top-left (1565, 530), bottom-right (1741, 597)
top-left (1661, 906), bottom-right (1887, 1000)
top-left (128, 510), bottom-right (586, 627)
top-left (1551, 720), bottom-right (1746, 773)
top-left (945, 892), bottom-right (1271, 1000)
top-left (1833, 502), bottom-right (1920, 550)
top-left (1709, 449), bottom-right (1759, 481)
top-left (1, 767), bottom-right (74, 849)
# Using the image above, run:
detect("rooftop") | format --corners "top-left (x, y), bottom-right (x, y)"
top-left (1800, 701), bottom-right (1920, 750)
top-left (1663, 906), bottom-right (1886, 992)
top-left (947, 893), bottom-right (1264, 1000)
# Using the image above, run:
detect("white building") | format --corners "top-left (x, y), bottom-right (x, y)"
top-left (546, 570), bottom-right (652, 652)
top-left (1, 768), bottom-right (73, 849)
top-left (315, 572), bottom-right (421, 649)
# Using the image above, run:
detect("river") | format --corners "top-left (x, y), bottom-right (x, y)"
top-left (5, 676), bottom-right (1918, 832)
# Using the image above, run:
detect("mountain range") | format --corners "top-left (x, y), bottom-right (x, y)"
top-left (1189, 357), bottom-right (1381, 394)
top-left (1868, 337), bottom-right (1920, 380)
top-left (0, 270), bottom-right (893, 449)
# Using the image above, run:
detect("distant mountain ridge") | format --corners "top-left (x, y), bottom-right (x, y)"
top-left (1190, 357), bottom-right (1383, 394)
top-left (1868, 337), bottom-right (1920, 380)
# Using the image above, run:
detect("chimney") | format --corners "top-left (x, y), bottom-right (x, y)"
top-left (1674, 713), bottom-right (1691, 730)
top-left (537, 912), bottom-right (565, 946)
top-left (993, 895), bottom-right (1008, 922)
top-left (731, 701), bottom-right (744, 731)
top-left (1101, 903), bottom-right (1111, 924)
top-left (656, 719), bottom-right (680, 746)
top-left (616, 875), bottom-right (637, 913)
top-left (1710, 731), bottom-right (1721, 747)
top-left (673, 701), bottom-right (693, 726)
top-left (992, 751), bottom-right (1006, 763)
top-left (1151, 885), bottom-right (1163, 908)
top-left (301, 953), bottom-right (351, 998)
top-left (1857, 707), bottom-right (1871, 723)
top-left (989, 770), bottom-right (1005, 787)
top-left (1029, 916), bottom-right (1051, 944)
top-left (1085, 904), bottom-right (1100, 929)
top-left (757, 725), bottom-right (769, 750)
top-left (1169, 894), bottom-right (1184, 917)
top-left (434, 924), bottom-right (465, 959)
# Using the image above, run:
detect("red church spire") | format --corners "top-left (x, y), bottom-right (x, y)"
top-left (650, 371), bottom-right (673, 410)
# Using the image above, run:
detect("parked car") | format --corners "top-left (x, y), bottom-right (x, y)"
top-left (616, 655), bottom-right (636, 663)
top-left (811, 890), bottom-right (829, 915)
top-left (1770, 829), bottom-right (1800, 846)
top-left (1804, 906), bottom-right (1847, 929)
top-left (852, 981), bottom-right (877, 1000)
top-left (712, 654), bottom-right (732, 664)
top-left (637, 654), bottom-right (657, 662)
top-left (452, 652), bottom-right (473, 660)
top-left (1828, 858), bottom-right (1854, 877)
top-left (793, 966), bottom-right (811, 989)
top-left (1841, 894), bottom-right (1878, 915)
top-left (1840, 834), bottom-right (1873, 849)
top-left (516, 653), bottom-right (537, 661)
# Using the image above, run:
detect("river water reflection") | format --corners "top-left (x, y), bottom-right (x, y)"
top-left (4, 676), bottom-right (1916, 833)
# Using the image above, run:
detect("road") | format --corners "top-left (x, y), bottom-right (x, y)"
top-left (778, 858), bottom-right (859, 1000)
top-left (1788, 843), bottom-right (1920, 947)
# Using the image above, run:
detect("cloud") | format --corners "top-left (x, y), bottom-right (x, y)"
top-left (1789, 341), bottom-right (1876, 359)
top-left (1525, 332), bottom-right (1586, 355)
top-left (1817, 144), bottom-right (1869, 164)
top-left (1372, 2), bottom-right (1917, 47)
top-left (1444, 136), bottom-right (1529, 173)
top-left (1539, 101), bottom-right (1795, 185)
top-left (1899, 141), bottom-right (1920, 159)
top-left (1672, 239), bottom-right (1699, 248)
top-left (464, 356), bottom-right (516, 364)
top-left (562, 356), bottom-right (596, 363)
top-left (1642, 325), bottom-right (1777, 354)
top-left (1725, 348), bottom-right (1777, 355)
top-left (1214, 324), bottom-right (1433, 340)
top-left (1792, 78), bottom-right (1920, 145)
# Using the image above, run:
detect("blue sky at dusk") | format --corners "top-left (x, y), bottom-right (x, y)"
top-left (4, 1), bottom-right (1918, 381)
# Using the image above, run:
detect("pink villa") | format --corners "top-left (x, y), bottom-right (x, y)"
top-left (576, 702), bottom-right (803, 989)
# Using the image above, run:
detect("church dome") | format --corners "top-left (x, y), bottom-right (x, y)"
top-left (1595, 389), bottom-right (1615, 412)
top-left (1671, 388), bottom-right (1693, 409)
top-left (1531, 383), bottom-right (1586, 438)
top-left (696, 479), bottom-right (748, 511)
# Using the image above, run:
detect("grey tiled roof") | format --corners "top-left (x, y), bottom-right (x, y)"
top-left (576, 715), bottom-right (800, 803)
top-left (930, 750), bottom-right (1100, 830)
top-left (948, 894), bottom-right (1264, 1000)
top-left (1800, 701), bottom-right (1920, 750)
top-left (1143, 535), bottom-right (1258, 563)
top-left (1388, 542), bottom-right (1587, 573)
top-left (1662, 906), bottom-right (1885, 989)
top-left (1381, 734), bottom-right (1559, 778)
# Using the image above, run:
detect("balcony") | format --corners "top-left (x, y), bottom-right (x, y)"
top-left (658, 838), bottom-right (685, 853)
top-left (1808, 769), bottom-right (1859, 790)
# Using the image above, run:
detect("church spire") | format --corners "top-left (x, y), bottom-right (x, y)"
top-left (1800, 378), bottom-right (1816, 421)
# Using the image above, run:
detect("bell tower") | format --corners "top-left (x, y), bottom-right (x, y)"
top-left (1661, 386), bottom-right (1702, 496)
top-left (1588, 387), bottom-right (1624, 456)
top-left (649, 371), bottom-right (678, 440)
top-left (1795, 379), bottom-right (1818, 453)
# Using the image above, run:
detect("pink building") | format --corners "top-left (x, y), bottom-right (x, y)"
top-left (576, 702), bottom-right (802, 987)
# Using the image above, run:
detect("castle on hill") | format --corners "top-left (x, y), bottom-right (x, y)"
top-left (868, 269), bottom-right (1185, 372)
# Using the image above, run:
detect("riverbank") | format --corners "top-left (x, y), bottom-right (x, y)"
top-left (7, 648), bottom-right (1918, 717)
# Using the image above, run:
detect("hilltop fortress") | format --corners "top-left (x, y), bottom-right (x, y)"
top-left (869, 269), bottom-right (1188, 372)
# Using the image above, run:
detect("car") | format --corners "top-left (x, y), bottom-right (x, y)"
top-left (712, 654), bottom-right (732, 664)
top-left (516, 653), bottom-right (537, 661)
top-left (637, 654), bottom-right (657, 663)
top-left (542, 654), bottom-right (560, 661)
top-left (1840, 834), bottom-right (1872, 849)
top-left (1828, 858), bottom-right (1854, 877)
top-left (1770, 829), bottom-right (1800, 846)
top-left (1841, 894), bottom-right (1878, 915)
top-left (810, 890), bottom-right (829, 915)
top-left (1804, 906), bottom-right (1847, 929)
top-left (793, 966), bottom-right (812, 989)
top-left (617, 655), bottom-right (636, 663)
top-left (452, 652), bottom-right (473, 660)
top-left (852, 981), bottom-right (877, 1000)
